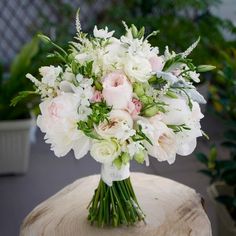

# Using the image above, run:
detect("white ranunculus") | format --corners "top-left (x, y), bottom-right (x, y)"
top-left (90, 139), bottom-right (121, 164)
top-left (95, 110), bottom-right (134, 141)
top-left (39, 65), bottom-right (62, 87)
top-left (93, 26), bottom-right (114, 39)
top-left (139, 116), bottom-right (177, 164)
top-left (37, 93), bottom-right (90, 159)
top-left (160, 96), bottom-right (204, 156)
top-left (123, 55), bottom-right (152, 82)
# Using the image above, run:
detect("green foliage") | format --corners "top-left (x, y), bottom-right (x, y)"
top-left (196, 124), bottom-right (236, 221)
top-left (0, 37), bottom-right (40, 120)
top-left (209, 48), bottom-right (236, 121)
top-left (167, 124), bottom-right (191, 133)
top-left (77, 102), bottom-right (111, 139)
top-left (94, 0), bottom-right (236, 69)
top-left (132, 125), bottom-right (152, 145)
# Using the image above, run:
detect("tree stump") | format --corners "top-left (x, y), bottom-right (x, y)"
top-left (20, 173), bottom-right (212, 236)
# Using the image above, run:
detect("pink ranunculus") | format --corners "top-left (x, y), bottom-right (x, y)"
top-left (149, 55), bottom-right (164, 72)
top-left (127, 98), bottom-right (142, 118)
top-left (102, 71), bottom-right (132, 109)
top-left (91, 89), bottom-right (103, 103)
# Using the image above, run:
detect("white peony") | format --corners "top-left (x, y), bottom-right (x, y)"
top-left (160, 96), bottom-right (204, 156)
top-left (93, 26), bottom-right (114, 39)
top-left (95, 110), bottom-right (134, 141)
top-left (39, 66), bottom-right (62, 87)
top-left (138, 116), bottom-right (177, 164)
top-left (123, 55), bottom-right (152, 82)
top-left (175, 102), bottom-right (203, 155)
top-left (90, 139), bottom-right (121, 164)
top-left (37, 93), bottom-right (90, 159)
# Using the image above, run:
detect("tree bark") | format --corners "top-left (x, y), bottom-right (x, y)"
top-left (20, 173), bottom-right (212, 236)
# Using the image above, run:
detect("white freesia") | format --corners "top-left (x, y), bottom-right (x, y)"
top-left (93, 25), bottom-right (114, 39)
top-left (123, 55), bottom-right (152, 82)
top-left (37, 93), bottom-right (90, 159)
top-left (39, 65), bottom-right (62, 87)
top-left (95, 110), bottom-right (134, 141)
top-left (90, 139), bottom-right (121, 164)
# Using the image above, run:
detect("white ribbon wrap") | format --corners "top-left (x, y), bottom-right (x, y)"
top-left (101, 162), bottom-right (130, 186)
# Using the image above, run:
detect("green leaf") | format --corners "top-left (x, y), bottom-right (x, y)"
top-left (221, 169), bottom-right (236, 185)
top-left (10, 91), bottom-right (37, 106)
top-left (222, 141), bottom-right (236, 149)
top-left (196, 153), bottom-right (208, 164)
top-left (10, 36), bottom-right (39, 79)
top-left (216, 196), bottom-right (236, 208)
top-left (224, 130), bottom-right (236, 141)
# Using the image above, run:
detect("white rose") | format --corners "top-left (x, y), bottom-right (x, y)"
top-left (39, 65), bottom-right (62, 87)
top-left (160, 96), bottom-right (204, 156)
top-left (139, 116), bottom-right (177, 164)
top-left (37, 93), bottom-right (90, 159)
top-left (123, 55), bottom-right (152, 82)
top-left (90, 139), bottom-right (121, 164)
top-left (95, 110), bottom-right (134, 141)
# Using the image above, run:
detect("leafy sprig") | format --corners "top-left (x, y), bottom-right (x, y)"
top-left (167, 123), bottom-right (191, 133)
top-left (11, 91), bottom-right (37, 107)
top-left (132, 125), bottom-right (152, 145)
top-left (77, 102), bottom-right (111, 139)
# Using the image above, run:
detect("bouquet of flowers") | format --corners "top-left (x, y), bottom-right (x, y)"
top-left (13, 11), bottom-right (214, 227)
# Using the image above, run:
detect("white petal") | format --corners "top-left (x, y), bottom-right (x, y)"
top-left (73, 135), bottom-right (90, 159)
top-left (177, 138), bottom-right (197, 156)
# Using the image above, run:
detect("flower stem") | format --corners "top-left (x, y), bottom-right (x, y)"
top-left (87, 177), bottom-right (145, 227)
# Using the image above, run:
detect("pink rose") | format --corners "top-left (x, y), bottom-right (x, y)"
top-left (91, 89), bottom-right (103, 103)
top-left (102, 71), bottom-right (132, 109)
top-left (149, 55), bottom-right (164, 72)
top-left (127, 98), bottom-right (142, 118)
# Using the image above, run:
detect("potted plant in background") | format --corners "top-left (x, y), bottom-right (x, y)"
top-left (196, 127), bottom-right (236, 236)
top-left (0, 37), bottom-right (40, 174)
